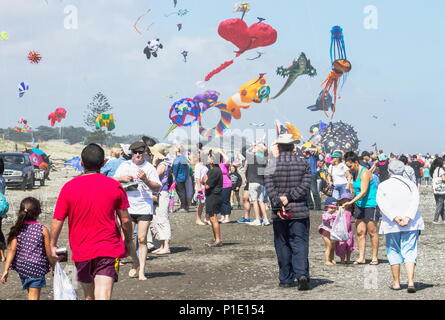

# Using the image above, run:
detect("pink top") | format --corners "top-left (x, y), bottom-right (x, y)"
top-left (219, 163), bottom-right (232, 189)
top-left (53, 174), bottom-right (130, 262)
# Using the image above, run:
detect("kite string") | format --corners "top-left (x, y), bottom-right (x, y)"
top-left (133, 9), bottom-right (151, 35)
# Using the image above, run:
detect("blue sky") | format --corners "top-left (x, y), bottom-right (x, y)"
top-left (0, 0), bottom-right (443, 154)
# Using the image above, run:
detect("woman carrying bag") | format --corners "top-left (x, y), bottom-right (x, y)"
top-left (430, 157), bottom-right (445, 224)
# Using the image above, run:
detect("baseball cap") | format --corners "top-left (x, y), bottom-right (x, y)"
top-left (378, 153), bottom-right (388, 161)
top-left (331, 152), bottom-right (342, 158)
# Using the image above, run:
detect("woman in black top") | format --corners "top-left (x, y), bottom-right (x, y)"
top-left (205, 151), bottom-right (223, 247)
top-left (229, 165), bottom-right (242, 209)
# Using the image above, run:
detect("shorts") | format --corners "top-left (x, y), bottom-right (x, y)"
top-left (249, 183), bottom-right (265, 202)
top-left (130, 214), bottom-right (153, 223)
top-left (206, 194), bottom-right (222, 215)
top-left (353, 205), bottom-right (380, 222)
top-left (75, 257), bottom-right (120, 283)
top-left (385, 230), bottom-right (420, 265)
top-left (20, 276), bottom-right (46, 290)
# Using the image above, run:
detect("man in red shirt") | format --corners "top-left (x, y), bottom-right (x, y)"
top-left (50, 144), bottom-right (133, 300)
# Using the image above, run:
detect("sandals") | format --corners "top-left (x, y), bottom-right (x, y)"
top-left (389, 285), bottom-right (402, 291)
top-left (353, 260), bottom-right (366, 265)
top-left (407, 285), bottom-right (416, 293)
top-left (369, 260), bottom-right (379, 265)
top-left (205, 241), bottom-right (223, 247)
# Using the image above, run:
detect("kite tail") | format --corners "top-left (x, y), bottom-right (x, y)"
top-left (204, 60), bottom-right (235, 82)
top-left (164, 124), bottom-right (178, 138)
top-left (331, 81), bottom-right (338, 120)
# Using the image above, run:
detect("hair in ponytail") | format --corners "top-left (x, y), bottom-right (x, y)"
top-left (7, 197), bottom-right (42, 244)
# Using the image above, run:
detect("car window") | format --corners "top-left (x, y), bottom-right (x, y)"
top-left (2, 155), bottom-right (26, 166)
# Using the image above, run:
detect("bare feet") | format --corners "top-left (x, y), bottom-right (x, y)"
top-left (353, 259), bottom-right (366, 265)
top-left (324, 261), bottom-right (335, 266)
top-left (195, 221), bottom-right (207, 226)
top-left (139, 273), bottom-right (148, 281)
top-left (331, 260), bottom-right (337, 265)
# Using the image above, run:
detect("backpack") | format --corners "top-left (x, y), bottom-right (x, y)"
top-left (0, 193), bottom-right (9, 219)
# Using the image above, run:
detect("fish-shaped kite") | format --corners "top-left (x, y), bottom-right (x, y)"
top-left (272, 52), bottom-right (316, 99)
top-left (307, 91), bottom-right (333, 112)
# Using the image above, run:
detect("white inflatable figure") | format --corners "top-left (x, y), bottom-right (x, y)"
top-left (144, 38), bottom-right (163, 59)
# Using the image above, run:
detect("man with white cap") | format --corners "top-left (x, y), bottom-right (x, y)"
top-left (265, 134), bottom-right (312, 290)
top-left (376, 160), bottom-right (424, 293)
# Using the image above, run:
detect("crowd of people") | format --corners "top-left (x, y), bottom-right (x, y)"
top-left (0, 135), bottom-right (443, 299)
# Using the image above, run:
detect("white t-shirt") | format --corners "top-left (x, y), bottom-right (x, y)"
top-left (194, 163), bottom-right (208, 191)
top-left (328, 163), bottom-right (349, 185)
top-left (114, 160), bottom-right (161, 215)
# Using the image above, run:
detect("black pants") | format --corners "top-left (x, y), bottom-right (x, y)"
top-left (0, 218), bottom-right (6, 250)
top-left (434, 194), bottom-right (445, 222)
top-left (273, 218), bottom-right (310, 284)
top-left (175, 181), bottom-right (188, 210)
top-left (307, 175), bottom-right (321, 210)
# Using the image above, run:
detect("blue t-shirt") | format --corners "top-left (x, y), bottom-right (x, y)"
top-left (305, 156), bottom-right (318, 175)
top-left (101, 158), bottom-right (126, 178)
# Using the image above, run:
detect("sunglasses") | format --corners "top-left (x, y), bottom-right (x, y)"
top-left (133, 150), bottom-right (145, 155)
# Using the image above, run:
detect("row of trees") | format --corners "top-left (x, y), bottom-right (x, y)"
top-left (1, 92), bottom-right (153, 147)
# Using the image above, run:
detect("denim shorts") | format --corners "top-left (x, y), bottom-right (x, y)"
top-left (20, 276), bottom-right (46, 290)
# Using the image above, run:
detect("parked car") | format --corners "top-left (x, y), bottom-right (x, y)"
top-left (0, 152), bottom-right (35, 189)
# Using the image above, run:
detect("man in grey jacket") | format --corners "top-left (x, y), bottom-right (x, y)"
top-left (265, 134), bottom-right (312, 290)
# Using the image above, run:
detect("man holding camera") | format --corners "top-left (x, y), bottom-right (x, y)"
top-left (265, 134), bottom-right (312, 290)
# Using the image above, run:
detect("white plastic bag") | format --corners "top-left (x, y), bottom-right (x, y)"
top-left (330, 207), bottom-right (350, 242)
top-left (53, 262), bottom-right (77, 300)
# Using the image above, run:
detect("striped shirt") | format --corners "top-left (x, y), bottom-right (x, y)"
top-left (265, 152), bottom-right (312, 220)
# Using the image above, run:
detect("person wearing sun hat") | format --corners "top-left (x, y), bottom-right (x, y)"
top-left (335, 191), bottom-right (356, 264)
top-left (147, 144), bottom-right (174, 255)
top-left (376, 160), bottom-right (424, 293)
top-left (326, 151), bottom-right (352, 200)
top-left (265, 134), bottom-right (312, 290)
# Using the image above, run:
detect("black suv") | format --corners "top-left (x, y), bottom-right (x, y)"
top-left (0, 152), bottom-right (35, 189)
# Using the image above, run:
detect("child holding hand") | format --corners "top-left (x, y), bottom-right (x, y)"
top-left (318, 197), bottom-right (338, 265)
top-left (335, 192), bottom-right (356, 264)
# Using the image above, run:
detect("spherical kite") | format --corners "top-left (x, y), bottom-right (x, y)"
top-left (204, 18), bottom-right (277, 82)
top-left (27, 51), bottom-right (42, 64)
top-left (320, 121), bottom-right (359, 154)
